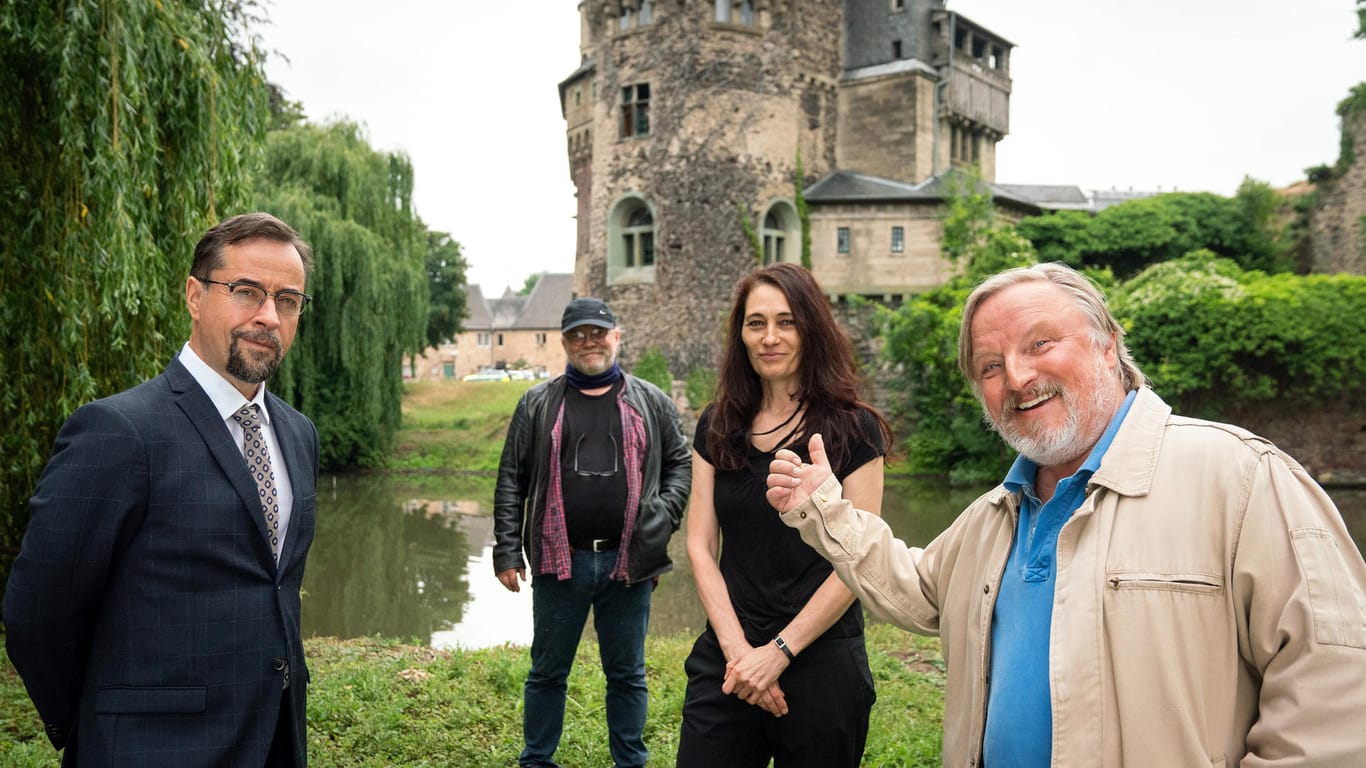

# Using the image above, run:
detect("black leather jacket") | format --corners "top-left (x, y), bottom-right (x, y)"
top-left (492, 374), bottom-right (691, 585)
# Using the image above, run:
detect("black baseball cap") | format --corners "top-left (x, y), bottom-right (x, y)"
top-left (561, 297), bottom-right (617, 333)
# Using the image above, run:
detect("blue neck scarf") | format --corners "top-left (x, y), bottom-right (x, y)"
top-left (565, 362), bottom-right (623, 391)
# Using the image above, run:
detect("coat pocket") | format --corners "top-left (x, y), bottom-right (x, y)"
top-left (1106, 571), bottom-right (1224, 596)
top-left (94, 686), bottom-right (206, 714)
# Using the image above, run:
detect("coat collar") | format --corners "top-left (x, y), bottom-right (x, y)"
top-left (1087, 387), bottom-right (1171, 499)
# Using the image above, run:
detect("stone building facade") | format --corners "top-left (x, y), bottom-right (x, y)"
top-left (560, 0), bottom-right (1019, 374)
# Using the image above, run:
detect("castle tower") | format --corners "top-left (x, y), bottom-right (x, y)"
top-left (841, 0), bottom-right (1013, 182)
top-left (560, 1), bottom-right (1013, 374)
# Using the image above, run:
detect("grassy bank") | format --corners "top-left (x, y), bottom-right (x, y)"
top-left (388, 379), bottom-right (535, 474)
top-left (1, 380), bottom-right (947, 765)
top-left (1, 625), bottom-right (945, 766)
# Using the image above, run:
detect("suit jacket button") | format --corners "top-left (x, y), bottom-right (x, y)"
top-left (273, 657), bottom-right (288, 671)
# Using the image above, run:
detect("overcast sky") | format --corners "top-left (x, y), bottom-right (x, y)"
top-left (259, 1), bottom-right (1363, 296)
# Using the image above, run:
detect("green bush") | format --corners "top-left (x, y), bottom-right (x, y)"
top-left (1113, 253), bottom-right (1366, 417)
top-left (632, 348), bottom-right (673, 393)
top-left (684, 367), bottom-right (718, 412)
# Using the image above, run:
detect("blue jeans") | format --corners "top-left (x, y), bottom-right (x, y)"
top-left (521, 548), bottom-right (652, 768)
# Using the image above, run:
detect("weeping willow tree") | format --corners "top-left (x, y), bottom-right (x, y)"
top-left (257, 121), bottom-right (429, 469)
top-left (0, 1), bottom-right (271, 577)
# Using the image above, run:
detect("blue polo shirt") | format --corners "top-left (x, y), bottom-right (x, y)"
top-left (982, 389), bottom-right (1136, 767)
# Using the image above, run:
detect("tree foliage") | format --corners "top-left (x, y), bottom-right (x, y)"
top-left (0, 1), bottom-right (270, 569)
top-left (1112, 253), bottom-right (1366, 416)
top-left (257, 121), bottom-right (429, 469)
top-left (1015, 187), bottom-right (1290, 277)
top-left (938, 167), bottom-right (994, 264)
top-left (425, 231), bottom-right (468, 349)
top-left (518, 272), bottom-right (540, 297)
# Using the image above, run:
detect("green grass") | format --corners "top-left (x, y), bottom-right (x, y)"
top-left (387, 379), bottom-right (534, 473)
top-left (1, 625), bottom-right (944, 767)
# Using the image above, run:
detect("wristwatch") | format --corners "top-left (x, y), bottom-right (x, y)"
top-left (773, 634), bottom-right (795, 661)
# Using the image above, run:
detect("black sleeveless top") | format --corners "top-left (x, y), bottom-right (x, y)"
top-left (695, 405), bottom-right (884, 644)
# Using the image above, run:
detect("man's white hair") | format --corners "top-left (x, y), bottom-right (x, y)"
top-left (957, 262), bottom-right (1149, 391)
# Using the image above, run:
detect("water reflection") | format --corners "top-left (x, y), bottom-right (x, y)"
top-left (303, 473), bottom-right (1365, 649)
top-left (304, 475), bottom-right (471, 642)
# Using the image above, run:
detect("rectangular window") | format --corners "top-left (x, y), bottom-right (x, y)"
top-left (535, 332), bottom-right (547, 346)
top-left (640, 231), bottom-right (655, 266)
top-left (891, 0), bottom-right (906, 9)
top-left (892, 40), bottom-right (902, 59)
top-left (837, 227), bottom-right (850, 254)
top-left (496, 333), bottom-right (505, 347)
top-left (477, 332), bottom-right (491, 348)
top-left (715, 0), bottom-right (754, 25)
top-left (620, 83), bottom-right (650, 138)
top-left (623, 231), bottom-right (656, 267)
top-left (891, 226), bottom-right (904, 253)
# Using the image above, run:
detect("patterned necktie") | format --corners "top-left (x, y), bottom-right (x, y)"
top-left (233, 404), bottom-right (281, 562)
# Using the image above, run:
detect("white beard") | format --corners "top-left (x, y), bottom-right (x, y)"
top-left (984, 354), bottom-right (1121, 468)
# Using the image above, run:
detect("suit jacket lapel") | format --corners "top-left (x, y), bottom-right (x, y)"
top-left (165, 359), bottom-right (279, 560)
top-left (266, 393), bottom-right (314, 568)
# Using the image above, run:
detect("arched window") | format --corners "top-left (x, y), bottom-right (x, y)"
top-left (607, 196), bottom-right (658, 284)
top-left (760, 201), bottom-right (799, 266)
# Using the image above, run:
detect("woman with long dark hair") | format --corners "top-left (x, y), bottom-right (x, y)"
top-left (676, 263), bottom-right (892, 768)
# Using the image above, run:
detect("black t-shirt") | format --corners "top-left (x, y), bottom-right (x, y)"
top-left (560, 380), bottom-right (628, 545)
top-left (695, 405), bottom-right (884, 645)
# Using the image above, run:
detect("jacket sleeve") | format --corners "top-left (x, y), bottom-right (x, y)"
top-left (779, 474), bottom-right (944, 634)
top-left (653, 391), bottom-right (691, 530)
top-left (2, 401), bottom-right (148, 749)
top-left (491, 393), bottom-right (534, 574)
top-left (1236, 451), bottom-right (1366, 766)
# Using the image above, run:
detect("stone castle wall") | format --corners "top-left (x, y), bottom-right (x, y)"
top-left (1309, 109), bottom-right (1366, 275)
top-left (576, 1), bottom-right (843, 375)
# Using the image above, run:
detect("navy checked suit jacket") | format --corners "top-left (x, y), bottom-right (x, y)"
top-left (3, 357), bottom-right (319, 767)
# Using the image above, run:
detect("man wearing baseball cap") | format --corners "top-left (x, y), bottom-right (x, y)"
top-left (493, 297), bottom-right (691, 768)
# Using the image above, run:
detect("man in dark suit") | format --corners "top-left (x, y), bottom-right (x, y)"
top-left (3, 212), bottom-right (321, 767)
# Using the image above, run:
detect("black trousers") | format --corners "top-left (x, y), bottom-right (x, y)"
top-left (676, 628), bottom-right (875, 768)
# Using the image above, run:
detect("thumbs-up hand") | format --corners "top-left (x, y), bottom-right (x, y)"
top-left (766, 433), bottom-right (834, 514)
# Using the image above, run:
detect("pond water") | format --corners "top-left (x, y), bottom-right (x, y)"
top-left (301, 473), bottom-right (1366, 650)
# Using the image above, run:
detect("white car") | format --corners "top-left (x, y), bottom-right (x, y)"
top-left (462, 369), bottom-right (512, 382)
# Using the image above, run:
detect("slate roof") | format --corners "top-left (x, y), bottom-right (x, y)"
top-left (805, 170), bottom-right (1045, 214)
top-left (515, 273), bottom-right (575, 329)
top-left (463, 272), bottom-right (573, 331)
top-left (805, 170), bottom-right (1154, 214)
top-left (464, 284), bottom-right (492, 328)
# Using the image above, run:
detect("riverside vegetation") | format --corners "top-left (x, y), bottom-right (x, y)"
top-left (0, 380), bottom-right (947, 767)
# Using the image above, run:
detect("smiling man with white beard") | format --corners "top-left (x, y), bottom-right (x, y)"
top-left (766, 262), bottom-right (1366, 767)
